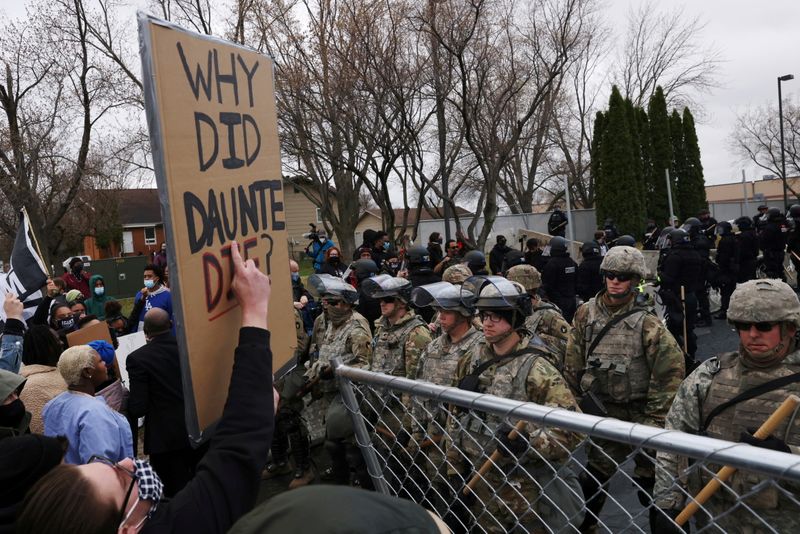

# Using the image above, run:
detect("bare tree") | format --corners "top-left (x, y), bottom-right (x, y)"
top-left (616, 1), bottom-right (722, 110)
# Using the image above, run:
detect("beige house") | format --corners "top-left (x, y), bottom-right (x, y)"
top-left (282, 178), bottom-right (340, 259)
top-left (354, 206), bottom-right (472, 245)
top-left (706, 176), bottom-right (800, 203)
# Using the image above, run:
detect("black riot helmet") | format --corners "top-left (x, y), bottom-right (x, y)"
top-left (681, 217), bottom-right (702, 237)
top-left (715, 221), bottom-right (733, 236)
top-left (790, 205), bottom-right (800, 218)
top-left (669, 228), bottom-right (690, 245)
top-left (549, 236), bottom-right (568, 255)
top-left (581, 242), bottom-right (600, 258)
top-left (735, 216), bottom-right (753, 231)
top-left (767, 207), bottom-right (784, 222)
top-left (502, 250), bottom-right (525, 271)
top-left (463, 250), bottom-right (486, 273)
top-left (615, 235), bottom-right (636, 247)
top-left (353, 259), bottom-right (379, 281)
top-left (406, 245), bottom-right (431, 267)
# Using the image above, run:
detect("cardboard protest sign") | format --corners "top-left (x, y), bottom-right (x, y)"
top-left (67, 321), bottom-right (114, 347)
top-left (139, 14), bottom-right (294, 442)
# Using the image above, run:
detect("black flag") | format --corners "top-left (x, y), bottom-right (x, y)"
top-left (1, 210), bottom-right (48, 324)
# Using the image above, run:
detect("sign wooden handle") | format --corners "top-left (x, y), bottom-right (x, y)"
top-left (375, 425), bottom-right (396, 441)
top-left (675, 394), bottom-right (800, 526)
top-left (463, 420), bottom-right (527, 496)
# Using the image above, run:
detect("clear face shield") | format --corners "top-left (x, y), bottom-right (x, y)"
top-left (461, 275), bottom-right (525, 310)
top-left (360, 274), bottom-right (411, 299)
top-left (307, 273), bottom-right (358, 304)
top-left (410, 282), bottom-right (465, 309)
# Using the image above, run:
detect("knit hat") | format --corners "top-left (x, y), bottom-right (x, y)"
top-left (87, 340), bottom-right (116, 366)
top-left (68, 257), bottom-right (83, 268)
top-left (0, 434), bottom-right (66, 505)
top-left (0, 369), bottom-right (26, 401)
top-left (65, 290), bottom-right (84, 304)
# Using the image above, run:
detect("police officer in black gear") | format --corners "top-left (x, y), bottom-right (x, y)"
top-left (659, 228), bottom-right (702, 359)
top-left (613, 235), bottom-right (636, 247)
top-left (501, 249), bottom-right (526, 273)
top-left (759, 207), bottom-right (788, 280)
top-left (643, 221), bottom-right (660, 250)
top-left (524, 238), bottom-right (548, 272)
top-left (753, 204), bottom-right (769, 231)
top-left (698, 208), bottom-right (718, 239)
top-left (734, 216), bottom-right (759, 282)
top-left (541, 236), bottom-right (578, 321)
top-left (463, 249), bottom-right (488, 275)
top-left (576, 242), bottom-right (603, 301)
top-left (713, 221), bottom-right (738, 319)
top-left (603, 218), bottom-right (620, 242)
top-left (786, 205), bottom-right (800, 281)
top-left (353, 259), bottom-right (381, 332)
top-left (405, 245), bottom-right (441, 322)
top-left (683, 217), bottom-right (713, 327)
top-left (547, 207), bottom-right (568, 237)
top-left (488, 235), bottom-right (511, 274)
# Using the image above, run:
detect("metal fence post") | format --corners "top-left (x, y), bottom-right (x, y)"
top-left (332, 356), bottom-right (392, 495)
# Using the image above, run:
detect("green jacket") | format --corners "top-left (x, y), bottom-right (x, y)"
top-left (85, 274), bottom-right (113, 319)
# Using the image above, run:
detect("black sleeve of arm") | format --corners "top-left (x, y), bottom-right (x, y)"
top-left (2, 318), bottom-right (25, 337)
top-left (125, 357), bottom-right (148, 418)
top-left (31, 295), bottom-right (53, 326)
top-left (127, 296), bottom-right (146, 334)
top-left (143, 328), bottom-right (274, 534)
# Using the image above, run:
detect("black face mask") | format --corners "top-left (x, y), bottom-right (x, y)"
top-left (57, 316), bottom-right (76, 332)
top-left (72, 264), bottom-right (83, 275)
top-left (329, 257), bottom-right (340, 264)
top-left (0, 398), bottom-right (25, 428)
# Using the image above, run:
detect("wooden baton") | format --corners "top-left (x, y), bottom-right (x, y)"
top-left (675, 394), bottom-right (800, 526)
top-left (463, 420), bottom-right (527, 496)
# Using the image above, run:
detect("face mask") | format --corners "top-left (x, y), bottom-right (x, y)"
top-left (121, 459), bottom-right (164, 526)
top-left (319, 237), bottom-right (327, 243)
top-left (329, 256), bottom-right (340, 264)
top-left (73, 265), bottom-right (83, 274)
top-left (383, 242), bottom-right (390, 250)
top-left (437, 238), bottom-right (443, 244)
top-left (144, 279), bottom-right (155, 289)
top-left (327, 305), bottom-right (352, 325)
top-left (94, 286), bottom-right (105, 296)
top-left (0, 398), bottom-right (25, 428)
top-left (291, 272), bottom-right (300, 283)
top-left (57, 317), bottom-right (76, 331)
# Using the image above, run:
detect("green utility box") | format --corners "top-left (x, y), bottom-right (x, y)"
top-left (88, 256), bottom-right (149, 299)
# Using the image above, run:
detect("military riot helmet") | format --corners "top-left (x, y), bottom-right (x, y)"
top-left (353, 259), bottom-right (379, 281)
top-left (715, 221), bottom-right (733, 235)
top-left (361, 274), bottom-right (413, 303)
top-left (767, 207), bottom-right (784, 222)
top-left (503, 250), bottom-right (526, 270)
top-left (614, 235), bottom-right (636, 247)
top-left (307, 273), bottom-right (359, 304)
top-left (599, 245), bottom-right (647, 279)
top-left (581, 242), bottom-right (600, 258)
top-left (790, 205), bottom-right (800, 218)
top-left (462, 275), bottom-right (531, 328)
top-left (734, 216), bottom-right (753, 231)
top-left (463, 250), bottom-right (486, 272)
top-left (655, 227), bottom-right (673, 249)
top-left (406, 245), bottom-right (431, 266)
top-left (681, 217), bottom-right (702, 236)
top-left (442, 264), bottom-right (473, 285)
top-left (669, 228), bottom-right (690, 245)
top-left (549, 236), bottom-right (568, 254)
top-left (410, 282), bottom-right (474, 317)
top-left (505, 264), bottom-right (542, 292)
top-left (728, 279), bottom-right (800, 329)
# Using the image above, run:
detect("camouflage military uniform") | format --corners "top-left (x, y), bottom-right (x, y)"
top-left (654, 350), bottom-right (800, 533)
top-left (565, 292), bottom-right (685, 479)
top-left (447, 335), bottom-right (583, 533)
top-left (524, 302), bottom-right (570, 368)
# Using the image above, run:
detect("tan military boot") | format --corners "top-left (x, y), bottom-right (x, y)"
top-left (288, 465), bottom-right (314, 489)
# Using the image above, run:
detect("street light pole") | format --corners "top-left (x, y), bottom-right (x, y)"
top-left (778, 73), bottom-right (794, 210)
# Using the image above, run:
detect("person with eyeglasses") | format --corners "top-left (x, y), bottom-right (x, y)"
top-left (433, 240), bottom-right (461, 275)
top-left (564, 245), bottom-right (685, 532)
top-left (304, 274), bottom-right (373, 488)
top-left (446, 276), bottom-right (583, 533)
top-left (653, 278), bottom-right (800, 534)
top-left (18, 241), bottom-right (277, 534)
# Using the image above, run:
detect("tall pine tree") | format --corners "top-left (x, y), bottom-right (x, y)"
top-left (681, 108), bottom-right (707, 217)
top-left (625, 98), bottom-right (647, 234)
top-left (637, 108), bottom-right (654, 220)
top-left (590, 111), bottom-right (606, 200)
top-left (596, 86), bottom-right (645, 235)
top-left (670, 110), bottom-right (689, 219)
top-left (647, 87), bottom-right (677, 224)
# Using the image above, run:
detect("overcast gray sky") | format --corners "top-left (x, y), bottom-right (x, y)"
top-left (2, 0), bottom-right (798, 188)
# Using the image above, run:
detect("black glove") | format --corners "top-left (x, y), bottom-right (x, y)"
top-left (495, 423), bottom-right (530, 458)
top-left (457, 374), bottom-right (480, 392)
top-left (320, 365), bottom-right (335, 380)
top-left (649, 508), bottom-right (689, 534)
top-left (396, 430), bottom-right (411, 448)
top-left (739, 428), bottom-right (791, 453)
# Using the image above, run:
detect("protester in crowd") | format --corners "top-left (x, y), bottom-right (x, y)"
top-left (48, 301), bottom-right (77, 337)
top-left (104, 300), bottom-right (128, 336)
top-left (18, 240), bottom-right (276, 533)
top-left (31, 278), bottom-right (64, 327)
top-left (427, 232), bottom-right (444, 266)
top-left (352, 259), bottom-right (381, 331)
top-left (61, 257), bottom-right (91, 299)
top-left (488, 235), bottom-right (511, 275)
top-left (306, 230), bottom-right (335, 273)
top-left (371, 230), bottom-right (390, 266)
top-left (41, 345), bottom-right (133, 464)
top-left (154, 243), bottom-right (168, 269)
top-left (0, 434), bottom-right (67, 533)
top-left (541, 236), bottom-right (578, 322)
top-left (0, 369), bottom-right (30, 439)
top-left (593, 230), bottom-right (608, 256)
top-left (318, 247), bottom-right (347, 277)
top-left (354, 229), bottom-right (378, 261)
top-left (0, 293), bottom-right (25, 373)
top-left (524, 237), bottom-right (548, 272)
top-left (433, 240), bottom-right (461, 275)
top-left (84, 274), bottom-right (114, 319)
top-left (228, 485), bottom-right (449, 534)
top-left (52, 277), bottom-right (66, 298)
top-left (356, 246), bottom-right (373, 260)
top-left (752, 204), bottom-right (769, 230)
top-left (406, 245), bottom-right (442, 324)
top-left (19, 325), bottom-right (67, 434)
top-left (87, 340), bottom-right (126, 412)
top-left (128, 264), bottom-right (173, 333)
top-left (126, 308), bottom-right (201, 497)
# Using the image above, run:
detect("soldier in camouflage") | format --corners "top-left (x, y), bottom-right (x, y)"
top-left (564, 246), bottom-right (685, 532)
top-left (305, 274), bottom-right (373, 487)
top-left (437, 264), bottom-right (483, 333)
top-left (262, 307), bottom-right (315, 488)
top-left (506, 263), bottom-right (571, 371)
top-left (447, 276), bottom-right (584, 533)
top-left (408, 281), bottom-right (484, 516)
top-left (653, 279), bottom-right (800, 533)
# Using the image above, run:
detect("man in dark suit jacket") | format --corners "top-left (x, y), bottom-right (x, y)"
top-left (127, 308), bottom-right (204, 496)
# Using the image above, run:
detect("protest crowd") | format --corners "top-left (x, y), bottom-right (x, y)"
top-left (2, 199), bottom-right (800, 534)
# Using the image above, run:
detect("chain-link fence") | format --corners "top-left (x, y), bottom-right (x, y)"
top-left (330, 358), bottom-right (800, 533)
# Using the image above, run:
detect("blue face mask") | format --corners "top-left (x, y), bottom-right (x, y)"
top-left (94, 286), bottom-right (105, 296)
top-left (383, 242), bottom-right (390, 251)
top-left (291, 272), bottom-right (300, 283)
top-left (144, 279), bottom-right (155, 289)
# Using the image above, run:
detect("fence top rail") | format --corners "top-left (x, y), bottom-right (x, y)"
top-left (333, 361), bottom-right (800, 482)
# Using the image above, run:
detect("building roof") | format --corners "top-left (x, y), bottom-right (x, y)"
top-left (113, 189), bottom-right (162, 226)
top-left (360, 206), bottom-right (472, 225)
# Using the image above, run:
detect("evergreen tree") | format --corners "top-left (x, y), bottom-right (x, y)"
top-left (670, 110), bottom-right (689, 218)
top-left (590, 111), bottom-right (606, 200)
top-left (637, 108), bottom-right (654, 218)
top-left (681, 107), bottom-right (707, 217)
top-left (596, 86), bottom-right (645, 236)
top-left (625, 98), bottom-right (647, 230)
top-left (647, 87), bottom-right (677, 225)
